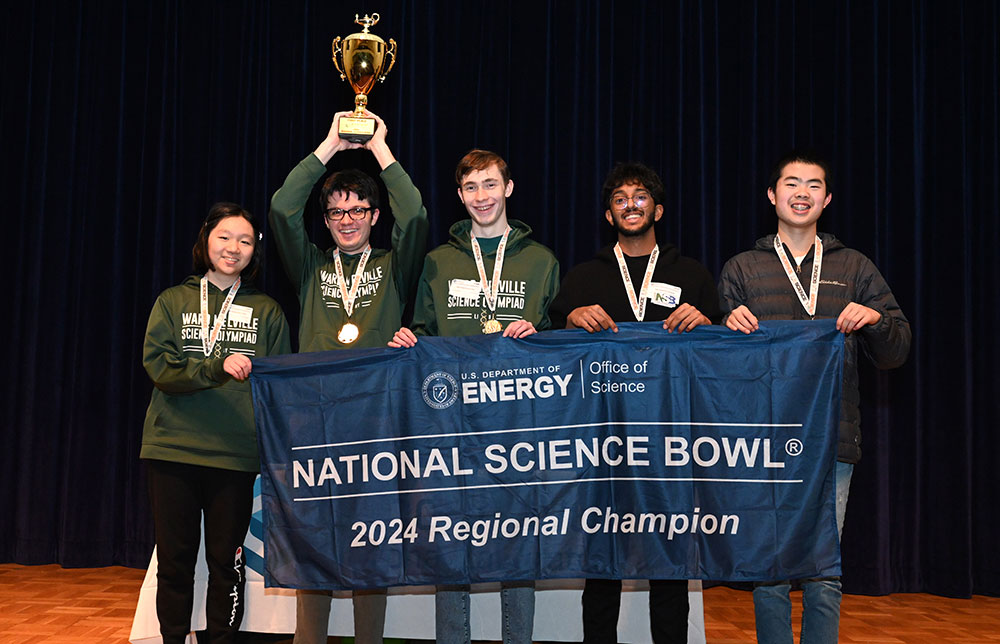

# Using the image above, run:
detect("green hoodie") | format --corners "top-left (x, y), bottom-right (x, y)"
top-left (269, 154), bottom-right (428, 351)
top-left (411, 219), bottom-right (560, 337)
top-left (141, 276), bottom-right (291, 471)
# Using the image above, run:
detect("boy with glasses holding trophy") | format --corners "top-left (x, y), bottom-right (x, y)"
top-left (268, 110), bottom-right (428, 644)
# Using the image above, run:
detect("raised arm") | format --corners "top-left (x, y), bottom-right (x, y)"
top-left (372, 112), bottom-right (429, 301)
top-left (269, 113), bottom-right (362, 285)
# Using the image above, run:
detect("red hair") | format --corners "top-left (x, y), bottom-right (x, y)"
top-left (454, 149), bottom-right (511, 185)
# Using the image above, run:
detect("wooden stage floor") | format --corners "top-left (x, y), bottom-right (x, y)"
top-left (1, 563), bottom-right (998, 643)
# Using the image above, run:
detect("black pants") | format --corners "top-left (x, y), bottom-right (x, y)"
top-left (146, 459), bottom-right (256, 644)
top-left (582, 578), bottom-right (689, 644)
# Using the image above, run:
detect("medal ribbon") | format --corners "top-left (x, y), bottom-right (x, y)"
top-left (200, 276), bottom-right (241, 357)
top-left (333, 246), bottom-right (372, 318)
top-left (470, 226), bottom-right (511, 315)
top-left (613, 242), bottom-right (660, 322)
top-left (773, 234), bottom-right (823, 317)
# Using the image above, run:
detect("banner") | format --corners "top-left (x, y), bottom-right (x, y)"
top-left (252, 321), bottom-right (844, 590)
top-left (129, 476), bottom-right (707, 643)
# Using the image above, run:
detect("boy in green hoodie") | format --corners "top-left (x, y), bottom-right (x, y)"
top-left (388, 149), bottom-right (559, 644)
top-left (268, 111), bottom-right (428, 644)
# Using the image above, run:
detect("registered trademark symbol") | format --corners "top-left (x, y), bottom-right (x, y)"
top-left (784, 439), bottom-right (803, 456)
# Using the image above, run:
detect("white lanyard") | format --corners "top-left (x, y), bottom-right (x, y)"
top-left (200, 276), bottom-right (241, 357)
top-left (470, 227), bottom-right (511, 314)
top-left (773, 234), bottom-right (823, 317)
top-left (333, 246), bottom-right (372, 318)
top-left (613, 242), bottom-right (660, 322)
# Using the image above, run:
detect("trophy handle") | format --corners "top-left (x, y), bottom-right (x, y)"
top-left (379, 39), bottom-right (397, 82)
top-left (331, 37), bottom-right (346, 80)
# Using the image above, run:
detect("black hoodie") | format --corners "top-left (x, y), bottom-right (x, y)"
top-left (549, 242), bottom-right (722, 329)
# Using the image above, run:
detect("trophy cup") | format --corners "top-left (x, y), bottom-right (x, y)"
top-left (332, 13), bottom-right (397, 143)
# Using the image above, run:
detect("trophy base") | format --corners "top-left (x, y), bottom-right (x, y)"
top-left (339, 116), bottom-right (375, 144)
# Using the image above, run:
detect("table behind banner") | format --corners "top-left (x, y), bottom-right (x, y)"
top-left (129, 478), bottom-right (707, 643)
top-left (251, 321), bottom-right (845, 591)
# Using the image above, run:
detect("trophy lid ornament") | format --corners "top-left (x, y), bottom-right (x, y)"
top-left (354, 12), bottom-right (380, 34)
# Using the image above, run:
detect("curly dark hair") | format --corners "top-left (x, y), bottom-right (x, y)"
top-left (600, 162), bottom-right (666, 210)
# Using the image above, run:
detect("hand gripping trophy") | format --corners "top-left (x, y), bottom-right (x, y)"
top-left (332, 13), bottom-right (397, 143)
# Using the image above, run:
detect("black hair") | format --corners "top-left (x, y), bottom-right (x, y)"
top-left (600, 162), bottom-right (666, 210)
top-left (319, 168), bottom-right (380, 212)
top-left (192, 202), bottom-right (263, 283)
top-left (768, 149), bottom-right (834, 194)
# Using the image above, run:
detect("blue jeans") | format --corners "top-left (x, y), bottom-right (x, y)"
top-left (753, 461), bottom-right (853, 644)
top-left (435, 581), bottom-right (535, 644)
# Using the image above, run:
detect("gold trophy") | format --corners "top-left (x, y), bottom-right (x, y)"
top-left (332, 13), bottom-right (397, 143)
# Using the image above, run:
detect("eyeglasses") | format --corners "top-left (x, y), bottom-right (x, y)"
top-left (611, 193), bottom-right (651, 210)
top-left (325, 206), bottom-right (372, 221)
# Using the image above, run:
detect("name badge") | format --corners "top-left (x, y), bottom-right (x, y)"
top-left (448, 279), bottom-right (482, 299)
top-left (648, 283), bottom-right (682, 308)
top-left (228, 304), bottom-right (254, 325)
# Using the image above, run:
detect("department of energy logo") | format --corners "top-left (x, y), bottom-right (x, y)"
top-left (421, 371), bottom-right (459, 409)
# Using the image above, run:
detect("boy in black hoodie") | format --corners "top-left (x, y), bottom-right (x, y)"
top-left (548, 161), bottom-right (719, 644)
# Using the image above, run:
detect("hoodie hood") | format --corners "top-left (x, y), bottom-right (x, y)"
top-left (592, 241), bottom-right (681, 266)
top-left (181, 274), bottom-right (262, 295)
top-left (446, 219), bottom-right (535, 255)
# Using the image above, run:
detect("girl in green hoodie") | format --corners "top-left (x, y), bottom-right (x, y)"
top-left (140, 203), bottom-right (290, 643)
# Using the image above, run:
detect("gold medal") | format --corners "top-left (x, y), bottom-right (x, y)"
top-left (338, 322), bottom-right (360, 344)
top-left (471, 228), bottom-right (511, 334)
top-left (332, 247), bottom-right (371, 345)
top-left (483, 317), bottom-right (503, 334)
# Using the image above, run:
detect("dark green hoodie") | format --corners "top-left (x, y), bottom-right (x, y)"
top-left (411, 219), bottom-right (559, 337)
top-left (141, 276), bottom-right (291, 471)
top-left (269, 154), bottom-right (428, 351)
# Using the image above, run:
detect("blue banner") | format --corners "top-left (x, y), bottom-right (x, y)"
top-left (251, 321), bottom-right (844, 590)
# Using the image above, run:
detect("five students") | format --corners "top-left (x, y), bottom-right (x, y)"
top-left (142, 140), bottom-right (908, 643)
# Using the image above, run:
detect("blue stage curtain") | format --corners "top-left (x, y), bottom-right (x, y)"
top-left (1, 0), bottom-right (997, 597)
